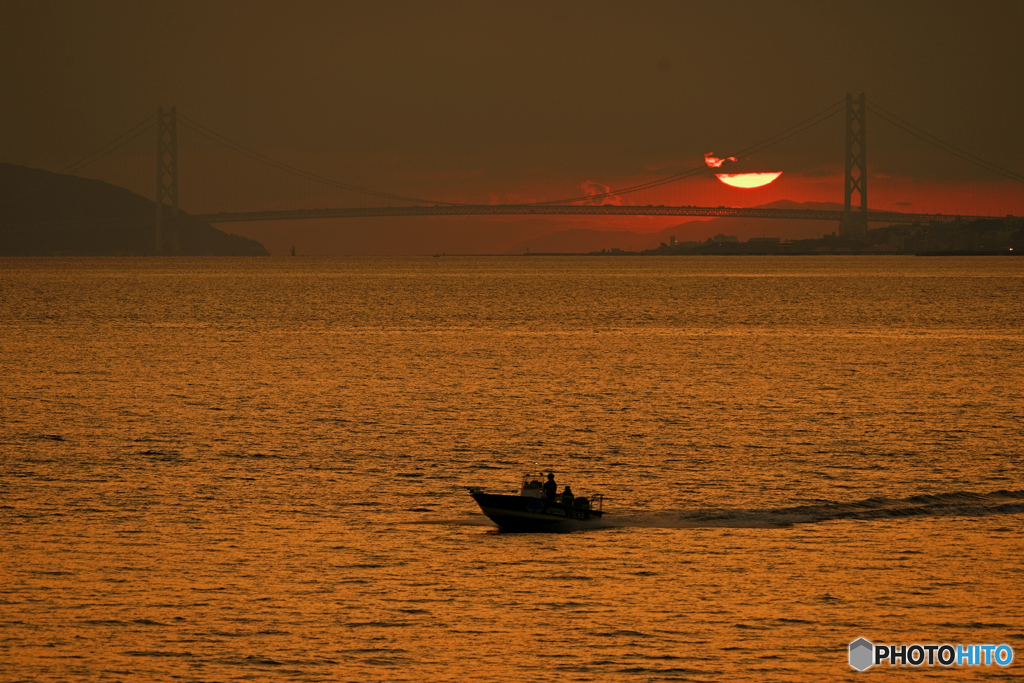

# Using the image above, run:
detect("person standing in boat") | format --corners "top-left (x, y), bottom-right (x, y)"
top-left (542, 473), bottom-right (557, 500)
top-left (561, 486), bottom-right (574, 507)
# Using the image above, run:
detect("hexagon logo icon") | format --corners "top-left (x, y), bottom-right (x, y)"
top-left (849, 638), bottom-right (874, 671)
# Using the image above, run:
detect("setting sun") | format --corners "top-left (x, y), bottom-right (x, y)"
top-left (715, 172), bottom-right (783, 188)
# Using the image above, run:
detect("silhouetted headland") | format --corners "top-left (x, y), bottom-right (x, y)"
top-left (630, 218), bottom-right (1022, 256)
top-left (0, 164), bottom-right (267, 256)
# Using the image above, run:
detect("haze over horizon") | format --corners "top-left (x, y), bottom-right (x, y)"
top-left (2, 0), bottom-right (1023, 254)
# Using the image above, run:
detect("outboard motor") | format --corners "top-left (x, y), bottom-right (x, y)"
top-left (573, 497), bottom-right (590, 510)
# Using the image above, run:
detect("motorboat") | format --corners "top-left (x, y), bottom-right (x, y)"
top-left (469, 472), bottom-right (605, 531)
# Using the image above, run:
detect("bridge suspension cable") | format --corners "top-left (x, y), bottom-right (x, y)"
top-left (174, 112), bottom-right (462, 206)
top-left (0, 113), bottom-right (157, 207)
top-left (58, 113), bottom-right (157, 176)
top-left (866, 98), bottom-right (1024, 184)
top-left (175, 98), bottom-right (848, 210)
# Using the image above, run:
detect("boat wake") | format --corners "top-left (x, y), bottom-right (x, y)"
top-left (603, 489), bottom-right (1024, 530)
top-left (419, 490), bottom-right (1024, 532)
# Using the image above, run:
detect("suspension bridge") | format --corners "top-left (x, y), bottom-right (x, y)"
top-left (24, 93), bottom-right (1024, 253)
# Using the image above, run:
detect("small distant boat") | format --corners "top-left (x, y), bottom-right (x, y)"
top-left (469, 473), bottom-right (605, 532)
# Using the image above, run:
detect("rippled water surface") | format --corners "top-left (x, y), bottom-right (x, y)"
top-left (2, 256), bottom-right (1022, 681)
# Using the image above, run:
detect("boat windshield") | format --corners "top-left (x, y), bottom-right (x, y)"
top-left (521, 473), bottom-right (544, 488)
top-left (519, 473), bottom-right (544, 497)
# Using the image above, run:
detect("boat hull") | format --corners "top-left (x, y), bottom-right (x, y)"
top-left (471, 492), bottom-right (604, 532)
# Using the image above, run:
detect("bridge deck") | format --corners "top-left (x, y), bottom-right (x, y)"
top-left (193, 205), bottom-right (991, 224)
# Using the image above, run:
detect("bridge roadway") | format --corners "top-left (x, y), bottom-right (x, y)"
top-left (193, 204), bottom-right (988, 225)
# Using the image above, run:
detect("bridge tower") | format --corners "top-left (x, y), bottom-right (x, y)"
top-left (155, 106), bottom-right (179, 254)
top-left (840, 92), bottom-right (868, 238)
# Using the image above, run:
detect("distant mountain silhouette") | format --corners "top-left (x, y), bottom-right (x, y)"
top-left (0, 164), bottom-right (267, 256)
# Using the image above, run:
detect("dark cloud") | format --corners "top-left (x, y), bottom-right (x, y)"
top-left (579, 180), bottom-right (622, 206)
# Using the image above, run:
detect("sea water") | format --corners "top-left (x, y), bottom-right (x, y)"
top-left (1, 256), bottom-right (1022, 681)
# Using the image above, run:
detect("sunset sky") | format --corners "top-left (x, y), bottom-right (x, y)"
top-left (2, 1), bottom-right (1022, 252)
